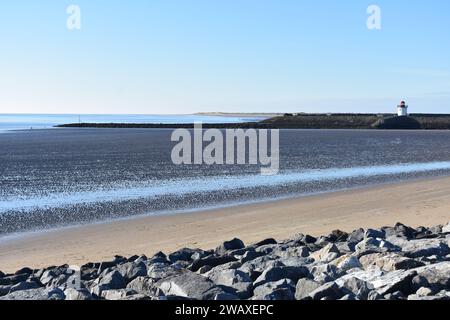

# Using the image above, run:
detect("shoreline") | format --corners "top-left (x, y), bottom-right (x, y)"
top-left (1, 176), bottom-right (450, 273)
top-left (0, 174), bottom-right (445, 242)
top-left (55, 113), bottom-right (450, 130)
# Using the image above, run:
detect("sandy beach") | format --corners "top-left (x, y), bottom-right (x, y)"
top-left (1, 176), bottom-right (450, 273)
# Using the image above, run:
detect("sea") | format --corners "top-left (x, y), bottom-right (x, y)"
top-left (0, 113), bottom-right (265, 132)
top-left (1, 114), bottom-right (450, 237)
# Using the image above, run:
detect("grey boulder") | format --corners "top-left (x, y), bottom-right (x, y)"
top-left (8, 280), bottom-right (40, 294)
top-left (126, 276), bottom-right (159, 297)
top-left (206, 269), bottom-right (253, 299)
top-left (254, 266), bottom-right (309, 288)
top-left (238, 256), bottom-right (283, 281)
top-left (189, 255), bottom-right (237, 272)
top-left (310, 244), bottom-right (341, 263)
top-left (309, 282), bottom-right (345, 300)
top-left (295, 278), bottom-right (321, 300)
top-left (116, 261), bottom-right (147, 283)
top-left (359, 253), bottom-right (424, 271)
top-left (329, 254), bottom-right (362, 273)
top-left (442, 222), bottom-right (450, 234)
top-left (156, 271), bottom-right (226, 300)
top-left (355, 238), bottom-right (401, 255)
top-left (147, 263), bottom-right (183, 281)
top-left (0, 288), bottom-right (65, 300)
top-left (91, 270), bottom-right (126, 296)
top-left (370, 269), bottom-right (417, 296)
top-left (215, 238), bottom-right (245, 255)
top-left (252, 288), bottom-right (295, 300)
top-left (413, 262), bottom-right (450, 290)
top-left (253, 279), bottom-right (295, 300)
top-left (401, 239), bottom-right (450, 258)
top-left (0, 285), bottom-right (12, 297)
top-left (101, 289), bottom-right (137, 300)
top-left (335, 276), bottom-right (372, 299)
top-left (169, 248), bottom-right (203, 263)
top-left (64, 288), bottom-right (93, 300)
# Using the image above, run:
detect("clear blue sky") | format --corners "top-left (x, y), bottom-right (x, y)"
top-left (1, 1), bottom-right (449, 114)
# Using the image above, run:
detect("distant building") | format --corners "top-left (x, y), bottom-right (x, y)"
top-left (397, 101), bottom-right (408, 117)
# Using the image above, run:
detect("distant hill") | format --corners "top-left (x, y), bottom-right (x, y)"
top-left (194, 112), bottom-right (281, 118)
top-left (372, 116), bottom-right (421, 129)
top-left (57, 113), bottom-right (450, 130)
top-left (260, 113), bottom-right (450, 130)
top-left (261, 113), bottom-right (382, 129)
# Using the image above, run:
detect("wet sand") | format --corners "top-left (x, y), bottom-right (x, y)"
top-left (1, 176), bottom-right (450, 273)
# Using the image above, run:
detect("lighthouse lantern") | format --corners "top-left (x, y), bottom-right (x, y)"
top-left (397, 101), bottom-right (408, 117)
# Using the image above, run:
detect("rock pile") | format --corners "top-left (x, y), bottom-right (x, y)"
top-left (1, 222), bottom-right (450, 300)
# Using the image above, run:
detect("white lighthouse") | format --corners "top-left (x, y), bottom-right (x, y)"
top-left (397, 101), bottom-right (408, 117)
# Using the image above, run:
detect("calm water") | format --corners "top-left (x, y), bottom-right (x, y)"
top-left (0, 114), bottom-right (266, 131)
top-left (1, 128), bottom-right (450, 236)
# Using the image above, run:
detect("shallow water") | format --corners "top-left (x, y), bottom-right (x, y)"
top-left (1, 128), bottom-right (450, 236)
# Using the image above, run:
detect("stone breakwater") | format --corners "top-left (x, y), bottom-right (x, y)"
top-left (1, 222), bottom-right (450, 301)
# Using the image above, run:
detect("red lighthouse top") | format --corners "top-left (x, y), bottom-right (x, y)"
top-left (400, 101), bottom-right (406, 107)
